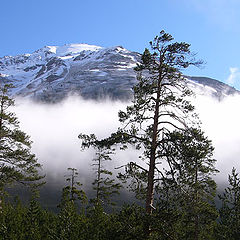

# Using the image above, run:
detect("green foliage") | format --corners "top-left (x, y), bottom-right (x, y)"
top-left (91, 148), bottom-right (122, 207)
top-left (156, 128), bottom-right (219, 239)
top-left (65, 167), bottom-right (87, 204)
top-left (79, 134), bottom-right (122, 208)
top-left (112, 204), bottom-right (149, 240)
top-left (85, 205), bottom-right (111, 240)
top-left (217, 168), bottom-right (240, 239)
top-left (54, 168), bottom-right (88, 239)
top-left (0, 84), bottom-right (43, 191)
top-left (118, 161), bottom-right (148, 200)
top-left (116, 30), bottom-right (202, 216)
top-left (57, 200), bottom-right (84, 240)
top-left (0, 196), bottom-right (57, 240)
top-left (0, 200), bottom-right (27, 240)
top-left (59, 168), bottom-right (87, 211)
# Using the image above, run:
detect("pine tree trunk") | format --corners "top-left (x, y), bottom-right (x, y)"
top-left (145, 73), bottom-right (162, 214)
top-left (145, 151), bottom-right (156, 214)
top-left (96, 156), bottom-right (101, 204)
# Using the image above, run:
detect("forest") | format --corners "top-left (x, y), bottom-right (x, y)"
top-left (0, 31), bottom-right (240, 240)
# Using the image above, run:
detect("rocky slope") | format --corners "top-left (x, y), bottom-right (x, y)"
top-left (0, 44), bottom-right (238, 102)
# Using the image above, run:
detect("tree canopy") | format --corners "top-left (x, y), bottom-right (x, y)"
top-left (0, 84), bottom-right (43, 191)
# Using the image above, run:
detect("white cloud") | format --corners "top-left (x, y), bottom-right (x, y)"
top-left (12, 94), bottom-right (240, 190)
top-left (192, 94), bottom-right (240, 185)
top-left (226, 67), bottom-right (240, 86)
top-left (13, 97), bottom-right (130, 189)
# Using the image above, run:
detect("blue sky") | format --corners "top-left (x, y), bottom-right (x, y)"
top-left (1, 0), bottom-right (240, 89)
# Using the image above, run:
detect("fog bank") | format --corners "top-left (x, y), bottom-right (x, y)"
top-left (13, 94), bottom-right (240, 189)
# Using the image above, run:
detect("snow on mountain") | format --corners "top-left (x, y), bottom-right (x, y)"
top-left (0, 44), bottom-right (238, 102)
top-left (47, 44), bottom-right (102, 56)
top-left (186, 76), bottom-right (238, 99)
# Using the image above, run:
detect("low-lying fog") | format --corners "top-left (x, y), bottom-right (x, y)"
top-left (12, 93), bottom-right (240, 207)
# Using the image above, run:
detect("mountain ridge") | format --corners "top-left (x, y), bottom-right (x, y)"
top-left (0, 44), bottom-right (238, 102)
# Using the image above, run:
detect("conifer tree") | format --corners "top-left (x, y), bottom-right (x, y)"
top-left (59, 167), bottom-right (87, 208)
top-left (0, 84), bottom-right (42, 204)
top-left (217, 168), bottom-right (240, 240)
top-left (161, 128), bottom-right (218, 240)
top-left (25, 196), bottom-right (42, 240)
top-left (57, 168), bottom-right (87, 240)
top-left (78, 31), bottom-right (202, 219)
top-left (79, 134), bottom-right (122, 207)
top-left (116, 30), bottom-right (202, 214)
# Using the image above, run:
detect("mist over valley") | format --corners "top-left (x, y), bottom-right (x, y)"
top-left (11, 92), bottom-right (240, 208)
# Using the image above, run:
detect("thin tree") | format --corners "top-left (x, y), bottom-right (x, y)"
top-left (60, 167), bottom-right (87, 206)
top-left (57, 168), bottom-right (87, 240)
top-left (79, 133), bottom-right (122, 207)
top-left (217, 168), bottom-right (240, 240)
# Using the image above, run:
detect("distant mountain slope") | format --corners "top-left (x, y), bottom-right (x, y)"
top-left (0, 44), bottom-right (238, 102)
top-left (187, 76), bottom-right (238, 99)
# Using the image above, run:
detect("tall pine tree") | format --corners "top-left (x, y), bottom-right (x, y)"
top-left (0, 84), bottom-right (42, 199)
top-left (116, 30), bottom-right (202, 214)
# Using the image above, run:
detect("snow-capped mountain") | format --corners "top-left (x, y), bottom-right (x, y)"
top-left (0, 44), bottom-right (238, 102)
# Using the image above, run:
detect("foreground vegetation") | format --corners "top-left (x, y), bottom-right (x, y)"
top-left (1, 31), bottom-right (240, 239)
top-left (1, 169), bottom-right (240, 240)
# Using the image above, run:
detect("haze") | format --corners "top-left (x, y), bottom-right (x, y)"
top-left (13, 94), bottom-right (240, 191)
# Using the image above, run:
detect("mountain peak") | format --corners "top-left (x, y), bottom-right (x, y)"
top-left (0, 44), bottom-right (238, 102)
top-left (39, 44), bottom-right (103, 57)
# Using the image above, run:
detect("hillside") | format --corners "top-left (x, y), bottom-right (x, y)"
top-left (0, 44), bottom-right (238, 102)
